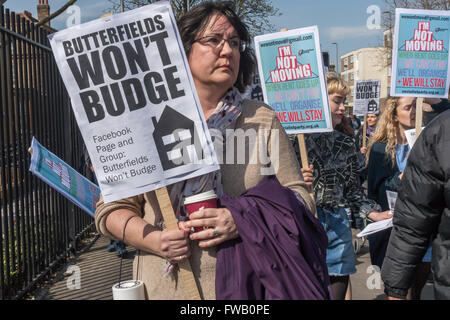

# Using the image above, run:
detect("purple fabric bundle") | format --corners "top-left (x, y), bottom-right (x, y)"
top-left (216, 176), bottom-right (332, 300)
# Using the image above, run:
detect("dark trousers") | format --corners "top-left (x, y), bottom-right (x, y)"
top-left (368, 228), bottom-right (392, 269)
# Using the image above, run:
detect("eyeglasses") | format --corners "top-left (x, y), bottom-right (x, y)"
top-left (194, 35), bottom-right (247, 53)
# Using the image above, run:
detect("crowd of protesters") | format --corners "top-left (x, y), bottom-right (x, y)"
top-left (91, 1), bottom-right (450, 300)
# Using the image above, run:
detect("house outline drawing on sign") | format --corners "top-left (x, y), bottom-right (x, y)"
top-left (368, 99), bottom-right (378, 113)
top-left (251, 74), bottom-right (264, 101)
top-left (251, 84), bottom-right (263, 101)
top-left (152, 105), bottom-right (204, 171)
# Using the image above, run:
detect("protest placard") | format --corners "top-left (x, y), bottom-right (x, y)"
top-left (29, 137), bottom-right (100, 217)
top-left (243, 73), bottom-right (264, 102)
top-left (353, 80), bottom-right (381, 116)
top-left (48, 1), bottom-right (219, 203)
top-left (254, 26), bottom-right (332, 134)
top-left (391, 8), bottom-right (450, 98)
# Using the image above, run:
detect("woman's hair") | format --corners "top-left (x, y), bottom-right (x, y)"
top-left (177, 1), bottom-right (256, 92)
top-left (366, 97), bottom-right (401, 165)
top-left (326, 72), bottom-right (353, 136)
top-left (326, 72), bottom-right (350, 96)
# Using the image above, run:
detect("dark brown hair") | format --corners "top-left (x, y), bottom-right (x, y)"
top-left (335, 116), bottom-right (354, 137)
top-left (177, 1), bottom-right (256, 92)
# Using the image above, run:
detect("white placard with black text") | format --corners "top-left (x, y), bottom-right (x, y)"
top-left (353, 80), bottom-right (381, 116)
top-left (49, 1), bottom-right (219, 203)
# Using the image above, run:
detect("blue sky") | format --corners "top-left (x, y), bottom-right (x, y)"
top-left (6, 0), bottom-right (388, 65)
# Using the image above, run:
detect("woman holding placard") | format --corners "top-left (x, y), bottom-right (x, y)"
top-left (354, 112), bottom-right (378, 209)
top-left (296, 72), bottom-right (386, 300)
top-left (358, 113), bottom-right (378, 156)
top-left (95, 2), bottom-right (316, 300)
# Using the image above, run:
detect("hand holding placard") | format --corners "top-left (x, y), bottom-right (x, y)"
top-left (155, 187), bottom-right (201, 300)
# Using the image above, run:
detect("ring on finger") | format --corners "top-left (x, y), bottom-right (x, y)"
top-left (212, 228), bottom-right (220, 238)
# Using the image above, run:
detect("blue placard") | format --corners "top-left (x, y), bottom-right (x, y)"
top-left (29, 137), bottom-right (100, 217)
top-left (254, 26), bottom-right (332, 134)
top-left (391, 9), bottom-right (450, 98)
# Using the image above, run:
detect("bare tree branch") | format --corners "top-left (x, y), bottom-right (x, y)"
top-left (106, 0), bottom-right (281, 35)
top-left (36, 0), bottom-right (78, 27)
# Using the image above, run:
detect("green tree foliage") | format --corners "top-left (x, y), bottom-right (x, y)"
top-left (106, 0), bottom-right (281, 35)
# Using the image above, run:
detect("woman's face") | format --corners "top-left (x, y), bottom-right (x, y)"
top-left (329, 92), bottom-right (346, 127)
top-left (367, 113), bottom-right (378, 127)
top-left (395, 97), bottom-right (416, 130)
top-left (188, 14), bottom-right (240, 93)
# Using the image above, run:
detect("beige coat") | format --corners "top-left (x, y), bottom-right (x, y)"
top-left (95, 99), bottom-right (315, 299)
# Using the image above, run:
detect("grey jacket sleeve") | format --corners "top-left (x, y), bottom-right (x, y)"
top-left (381, 122), bottom-right (446, 299)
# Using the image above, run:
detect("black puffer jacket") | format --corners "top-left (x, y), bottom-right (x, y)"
top-left (381, 110), bottom-right (450, 300)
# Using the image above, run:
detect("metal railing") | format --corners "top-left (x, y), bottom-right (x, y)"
top-left (0, 6), bottom-right (95, 300)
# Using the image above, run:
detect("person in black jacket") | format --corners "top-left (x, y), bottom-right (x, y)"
top-left (422, 98), bottom-right (450, 126)
top-left (381, 109), bottom-right (450, 300)
top-left (366, 97), bottom-right (449, 269)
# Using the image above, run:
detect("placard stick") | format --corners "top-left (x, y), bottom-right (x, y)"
top-left (297, 134), bottom-right (310, 170)
top-left (362, 114), bottom-right (367, 148)
top-left (415, 97), bottom-right (424, 138)
top-left (297, 134), bottom-right (314, 199)
top-left (155, 186), bottom-right (201, 300)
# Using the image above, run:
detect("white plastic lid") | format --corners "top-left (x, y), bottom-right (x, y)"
top-left (114, 280), bottom-right (143, 289)
top-left (183, 190), bottom-right (217, 205)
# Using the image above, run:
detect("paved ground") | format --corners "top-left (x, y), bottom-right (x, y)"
top-left (351, 234), bottom-right (434, 300)
top-left (33, 235), bottom-right (134, 300)
top-left (32, 234), bottom-right (434, 300)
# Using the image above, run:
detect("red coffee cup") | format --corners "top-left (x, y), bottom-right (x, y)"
top-left (184, 190), bottom-right (217, 232)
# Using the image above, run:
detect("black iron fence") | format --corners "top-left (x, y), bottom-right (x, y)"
top-left (0, 6), bottom-right (95, 300)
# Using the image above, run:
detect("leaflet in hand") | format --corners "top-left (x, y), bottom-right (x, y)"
top-left (357, 218), bottom-right (393, 238)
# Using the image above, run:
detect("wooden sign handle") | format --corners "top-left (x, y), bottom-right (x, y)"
top-left (362, 114), bottom-right (367, 149)
top-left (155, 186), bottom-right (202, 300)
top-left (415, 97), bottom-right (423, 138)
top-left (297, 134), bottom-right (309, 169)
top-left (297, 133), bottom-right (315, 200)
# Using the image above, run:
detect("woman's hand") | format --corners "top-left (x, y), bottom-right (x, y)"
top-left (367, 210), bottom-right (392, 222)
top-left (398, 173), bottom-right (403, 180)
top-left (180, 208), bottom-right (239, 248)
top-left (301, 164), bottom-right (314, 186)
top-left (158, 229), bottom-right (191, 264)
top-left (360, 147), bottom-right (367, 155)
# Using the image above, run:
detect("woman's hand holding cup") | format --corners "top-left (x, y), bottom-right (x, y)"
top-left (182, 207), bottom-right (239, 248)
